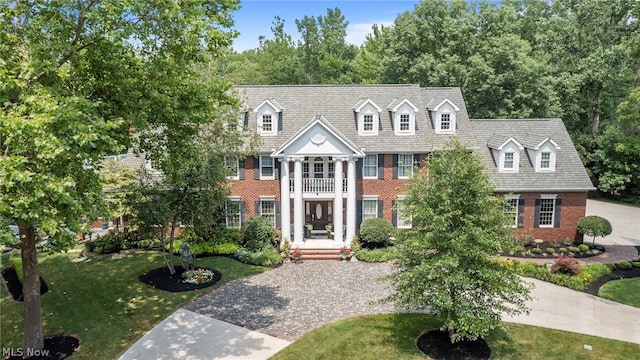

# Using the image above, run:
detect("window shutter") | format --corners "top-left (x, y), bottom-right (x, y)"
top-left (278, 112), bottom-right (283, 132)
top-left (378, 200), bottom-right (384, 218)
top-left (392, 200), bottom-right (397, 227)
top-left (239, 159), bottom-right (245, 180)
top-left (554, 199), bottom-right (562, 228)
top-left (356, 159), bottom-right (363, 179)
top-left (275, 201), bottom-right (281, 228)
top-left (378, 154), bottom-right (384, 179)
top-left (413, 154), bottom-right (420, 172)
top-left (517, 199), bottom-right (525, 228)
top-left (392, 154), bottom-right (398, 179)
top-left (356, 200), bottom-right (363, 229)
top-left (275, 159), bottom-right (281, 179)
top-left (243, 112), bottom-right (249, 127)
top-left (240, 201), bottom-right (246, 225)
top-left (533, 199), bottom-right (541, 228)
top-left (253, 156), bottom-right (260, 180)
top-left (254, 201), bottom-right (261, 216)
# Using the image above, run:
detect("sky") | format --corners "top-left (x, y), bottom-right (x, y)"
top-left (231, 0), bottom-right (421, 52)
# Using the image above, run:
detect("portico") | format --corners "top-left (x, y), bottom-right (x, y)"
top-left (273, 116), bottom-right (363, 247)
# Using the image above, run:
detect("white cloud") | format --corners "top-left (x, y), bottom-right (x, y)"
top-left (345, 21), bottom-right (394, 46)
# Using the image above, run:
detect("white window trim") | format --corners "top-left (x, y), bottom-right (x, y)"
top-left (225, 196), bottom-right (241, 229)
top-left (259, 196), bottom-right (276, 227)
top-left (260, 156), bottom-right (275, 180)
top-left (362, 154), bottom-right (378, 179)
top-left (396, 195), bottom-right (412, 229)
top-left (225, 156), bottom-right (239, 180)
top-left (394, 111), bottom-right (415, 135)
top-left (504, 194), bottom-right (520, 228)
top-left (539, 194), bottom-right (557, 228)
top-left (397, 154), bottom-right (413, 179)
top-left (362, 195), bottom-right (379, 221)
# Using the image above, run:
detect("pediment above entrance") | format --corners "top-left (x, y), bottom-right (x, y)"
top-left (272, 116), bottom-right (365, 158)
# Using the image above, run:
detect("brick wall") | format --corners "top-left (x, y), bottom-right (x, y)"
top-left (229, 157), bottom-right (280, 217)
top-left (360, 154), bottom-right (412, 222)
top-left (505, 192), bottom-right (587, 244)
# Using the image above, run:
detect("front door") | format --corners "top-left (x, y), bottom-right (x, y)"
top-left (306, 201), bottom-right (332, 230)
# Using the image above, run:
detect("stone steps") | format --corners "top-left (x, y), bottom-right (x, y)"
top-left (290, 248), bottom-right (342, 261)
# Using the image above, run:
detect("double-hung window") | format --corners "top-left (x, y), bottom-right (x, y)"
top-left (224, 156), bottom-right (239, 179)
top-left (363, 114), bottom-right (374, 132)
top-left (363, 155), bottom-right (378, 178)
top-left (396, 197), bottom-right (412, 229)
top-left (261, 114), bottom-right (272, 133)
top-left (225, 198), bottom-right (241, 228)
top-left (540, 152), bottom-right (551, 169)
top-left (397, 154), bottom-right (413, 178)
top-left (504, 152), bottom-right (514, 169)
top-left (538, 198), bottom-right (555, 227)
top-left (260, 199), bottom-right (276, 227)
top-left (440, 113), bottom-right (451, 131)
top-left (503, 196), bottom-right (519, 228)
top-left (260, 156), bottom-right (274, 178)
top-left (362, 199), bottom-right (378, 220)
top-left (400, 114), bottom-right (411, 132)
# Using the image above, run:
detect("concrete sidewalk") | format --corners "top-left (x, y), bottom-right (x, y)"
top-left (503, 278), bottom-right (640, 345)
top-left (118, 309), bottom-right (290, 360)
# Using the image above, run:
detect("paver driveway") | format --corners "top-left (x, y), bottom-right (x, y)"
top-left (184, 260), bottom-right (397, 341)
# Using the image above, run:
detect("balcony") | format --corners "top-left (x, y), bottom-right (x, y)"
top-left (290, 178), bottom-right (348, 194)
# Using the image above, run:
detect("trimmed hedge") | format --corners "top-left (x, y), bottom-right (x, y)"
top-left (243, 216), bottom-right (277, 252)
top-left (360, 218), bottom-right (394, 245)
top-left (355, 247), bottom-right (400, 263)
top-left (235, 248), bottom-right (284, 266)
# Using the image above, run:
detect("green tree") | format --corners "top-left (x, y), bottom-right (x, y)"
top-left (100, 158), bottom-right (138, 233)
top-left (384, 140), bottom-right (531, 343)
top-left (0, 0), bottom-right (239, 351)
top-left (577, 216), bottom-right (613, 246)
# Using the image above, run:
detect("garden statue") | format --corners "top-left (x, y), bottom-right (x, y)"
top-left (180, 242), bottom-right (195, 271)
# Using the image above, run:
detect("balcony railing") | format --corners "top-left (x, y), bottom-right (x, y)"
top-left (290, 178), bottom-right (348, 193)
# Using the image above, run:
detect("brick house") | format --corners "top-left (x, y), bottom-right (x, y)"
top-left (224, 84), bottom-right (595, 247)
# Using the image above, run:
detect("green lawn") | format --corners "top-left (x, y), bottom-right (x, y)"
top-left (271, 313), bottom-right (640, 360)
top-left (599, 278), bottom-right (640, 308)
top-left (0, 250), bottom-right (267, 359)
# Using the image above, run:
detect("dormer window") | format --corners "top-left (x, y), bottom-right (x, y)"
top-left (522, 135), bottom-right (560, 172)
top-left (430, 98), bottom-right (459, 134)
top-left (488, 135), bottom-right (523, 173)
top-left (504, 152), bottom-right (514, 169)
top-left (261, 114), bottom-right (273, 133)
top-left (388, 99), bottom-right (418, 136)
top-left (353, 99), bottom-right (381, 136)
top-left (363, 114), bottom-right (374, 131)
top-left (254, 99), bottom-right (283, 136)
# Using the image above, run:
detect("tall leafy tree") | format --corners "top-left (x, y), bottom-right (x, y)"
top-left (384, 140), bottom-right (531, 342)
top-left (0, 0), bottom-right (239, 351)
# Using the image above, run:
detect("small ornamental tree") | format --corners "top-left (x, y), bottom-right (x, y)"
top-left (577, 215), bottom-right (613, 246)
top-left (383, 139), bottom-right (531, 343)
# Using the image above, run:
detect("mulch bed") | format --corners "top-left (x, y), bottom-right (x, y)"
top-left (138, 265), bottom-right (222, 292)
top-left (1, 267), bottom-right (48, 302)
top-left (6, 335), bottom-right (80, 360)
top-left (583, 265), bottom-right (640, 296)
top-left (503, 244), bottom-right (605, 259)
top-left (416, 330), bottom-right (490, 360)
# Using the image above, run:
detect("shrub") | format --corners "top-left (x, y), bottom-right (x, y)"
top-left (531, 247), bottom-right (542, 254)
top-left (355, 247), bottom-right (399, 263)
top-left (550, 257), bottom-right (581, 275)
top-left (570, 246), bottom-right (581, 253)
top-left (559, 248), bottom-right (568, 254)
top-left (549, 241), bottom-right (561, 249)
top-left (633, 262), bottom-right (640, 268)
top-left (359, 218), bottom-right (394, 245)
top-left (617, 261), bottom-right (632, 270)
top-left (235, 248), bottom-right (284, 266)
top-left (562, 238), bottom-right (573, 246)
top-left (88, 231), bottom-right (140, 254)
top-left (545, 247), bottom-right (556, 255)
top-left (578, 244), bottom-right (589, 252)
top-left (243, 216), bottom-right (277, 252)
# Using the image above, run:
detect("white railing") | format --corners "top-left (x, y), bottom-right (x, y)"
top-left (290, 178), bottom-right (348, 193)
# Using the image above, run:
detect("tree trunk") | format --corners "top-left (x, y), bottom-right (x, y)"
top-left (590, 87), bottom-right (603, 135)
top-left (167, 222), bottom-right (176, 275)
top-left (19, 222), bottom-right (44, 353)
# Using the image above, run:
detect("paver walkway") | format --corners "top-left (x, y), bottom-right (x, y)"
top-left (184, 260), bottom-right (397, 341)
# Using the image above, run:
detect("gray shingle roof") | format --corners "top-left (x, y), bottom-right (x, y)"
top-left (191, 85), bottom-right (594, 193)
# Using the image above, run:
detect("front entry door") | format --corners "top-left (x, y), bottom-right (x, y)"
top-left (306, 201), bottom-right (332, 230)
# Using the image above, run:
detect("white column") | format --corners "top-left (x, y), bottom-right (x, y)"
top-left (333, 157), bottom-right (344, 245)
top-left (280, 158), bottom-right (291, 244)
top-left (293, 156), bottom-right (304, 245)
top-left (346, 158), bottom-right (356, 246)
